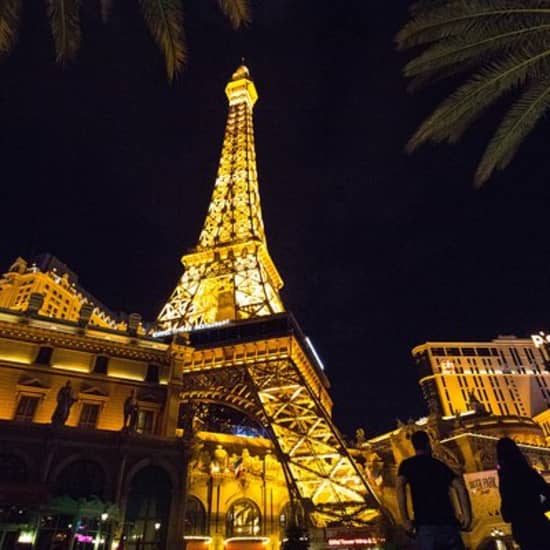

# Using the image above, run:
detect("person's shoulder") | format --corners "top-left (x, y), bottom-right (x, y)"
top-left (431, 457), bottom-right (458, 477)
top-left (397, 455), bottom-right (416, 475)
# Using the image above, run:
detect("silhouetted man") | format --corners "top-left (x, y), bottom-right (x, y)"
top-left (396, 430), bottom-right (472, 549)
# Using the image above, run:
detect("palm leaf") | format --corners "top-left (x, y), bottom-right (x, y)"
top-left (408, 48), bottom-right (550, 150)
top-left (217, 0), bottom-right (250, 29)
top-left (139, 0), bottom-right (186, 81)
top-left (405, 23), bottom-right (550, 78)
top-left (397, 1), bottom-right (550, 50)
top-left (0, 0), bottom-right (21, 56)
top-left (475, 77), bottom-right (550, 185)
top-left (46, 0), bottom-right (81, 63)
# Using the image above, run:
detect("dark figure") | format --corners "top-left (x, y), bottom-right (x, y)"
top-left (51, 381), bottom-right (76, 426)
top-left (497, 437), bottom-right (550, 550)
top-left (396, 430), bottom-right (471, 550)
top-left (123, 390), bottom-right (138, 431)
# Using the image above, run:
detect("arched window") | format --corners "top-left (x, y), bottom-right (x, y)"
top-left (184, 496), bottom-right (207, 535)
top-left (279, 501), bottom-right (306, 533)
top-left (54, 459), bottom-right (105, 499)
top-left (226, 499), bottom-right (261, 537)
top-left (124, 466), bottom-right (172, 550)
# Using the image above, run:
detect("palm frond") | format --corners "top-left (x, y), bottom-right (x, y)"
top-left (408, 48), bottom-right (550, 150)
top-left (405, 23), bottom-right (550, 78)
top-left (0, 0), bottom-right (21, 56)
top-left (139, 0), bottom-right (186, 81)
top-left (399, 0), bottom-right (550, 185)
top-left (475, 77), bottom-right (550, 185)
top-left (397, 1), bottom-right (550, 50)
top-left (217, 0), bottom-right (250, 29)
top-left (46, 0), bottom-right (81, 63)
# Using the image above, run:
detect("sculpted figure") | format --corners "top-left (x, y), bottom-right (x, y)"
top-left (214, 444), bottom-right (229, 471)
top-left (51, 381), bottom-right (76, 426)
top-left (123, 390), bottom-right (138, 431)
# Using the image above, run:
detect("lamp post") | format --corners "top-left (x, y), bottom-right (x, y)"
top-left (154, 522), bottom-right (161, 550)
top-left (95, 513), bottom-right (109, 550)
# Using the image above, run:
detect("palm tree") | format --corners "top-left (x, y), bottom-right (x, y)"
top-left (396, 0), bottom-right (550, 186)
top-left (0, 0), bottom-right (250, 81)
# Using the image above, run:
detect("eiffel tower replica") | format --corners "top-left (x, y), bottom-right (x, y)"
top-left (157, 66), bottom-right (383, 529)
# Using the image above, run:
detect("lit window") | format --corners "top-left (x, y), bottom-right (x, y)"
top-left (184, 497), bottom-right (207, 535)
top-left (226, 499), bottom-right (261, 537)
top-left (79, 403), bottom-right (100, 429)
top-left (14, 395), bottom-right (40, 422)
top-left (136, 410), bottom-right (155, 435)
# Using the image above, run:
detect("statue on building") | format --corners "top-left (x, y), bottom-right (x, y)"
top-left (213, 444), bottom-right (229, 472)
top-left (123, 390), bottom-right (138, 432)
top-left (355, 427), bottom-right (366, 447)
top-left (51, 381), bottom-right (76, 426)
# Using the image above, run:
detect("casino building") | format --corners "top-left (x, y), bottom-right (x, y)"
top-left (412, 337), bottom-right (550, 440)
top-left (0, 67), bottom-right (387, 550)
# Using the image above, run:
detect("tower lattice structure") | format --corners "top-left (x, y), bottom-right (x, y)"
top-left (158, 67), bottom-right (384, 529)
top-left (157, 66), bottom-right (284, 332)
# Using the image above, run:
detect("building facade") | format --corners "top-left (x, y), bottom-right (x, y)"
top-left (0, 66), bottom-right (387, 550)
top-left (412, 337), bottom-right (550, 427)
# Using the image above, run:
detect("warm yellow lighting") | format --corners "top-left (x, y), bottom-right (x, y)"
top-left (184, 536), bottom-right (213, 544)
top-left (17, 530), bottom-right (35, 544)
top-left (157, 67), bottom-right (284, 333)
top-left (224, 537), bottom-right (270, 545)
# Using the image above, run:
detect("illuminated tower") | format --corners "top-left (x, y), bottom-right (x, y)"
top-left (157, 66), bottom-right (284, 332)
top-left (158, 67), bottom-right (384, 530)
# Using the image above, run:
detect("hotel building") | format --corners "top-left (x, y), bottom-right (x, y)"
top-left (412, 337), bottom-right (550, 438)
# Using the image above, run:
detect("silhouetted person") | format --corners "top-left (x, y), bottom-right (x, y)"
top-left (396, 430), bottom-right (471, 549)
top-left (497, 437), bottom-right (550, 549)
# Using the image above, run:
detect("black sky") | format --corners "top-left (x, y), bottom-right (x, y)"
top-left (3, 1), bottom-right (550, 437)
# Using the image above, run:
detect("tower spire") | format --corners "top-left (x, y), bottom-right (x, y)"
top-left (157, 65), bottom-right (284, 333)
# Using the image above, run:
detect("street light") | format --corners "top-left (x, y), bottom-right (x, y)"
top-left (95, 513), bottom-right (110, 550)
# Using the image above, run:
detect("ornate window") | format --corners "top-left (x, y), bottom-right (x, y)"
top-left (79, 403), bottom-right (100, 429)
top-left (279, 502), bottom-right (305, 533)
top-left (226, 499), bottom-right (261, 537)
top-left (184, 496), bottom-right (207, 536)
top-left (14, 395), bottom-right (40, 422)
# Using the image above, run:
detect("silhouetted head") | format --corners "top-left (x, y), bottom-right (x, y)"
top-left (411, 430), bottom-right (431, 455)
top-left (497, 437), bottom-right (529, 471)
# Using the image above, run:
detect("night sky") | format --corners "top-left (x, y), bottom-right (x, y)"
top-left (3, 1), bottom-right (550, 437)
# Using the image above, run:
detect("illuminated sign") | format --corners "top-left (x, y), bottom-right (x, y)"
top-left (531, 332), bottom-right (550, 348)
top-left (152, 319), bottom-right (231, 338)
top-left (325, 529), bottom-right (384, 547)
top-left (327, 538), bottom-right (380, 546)
top-left (74, 535), bottom-right (93, 543)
